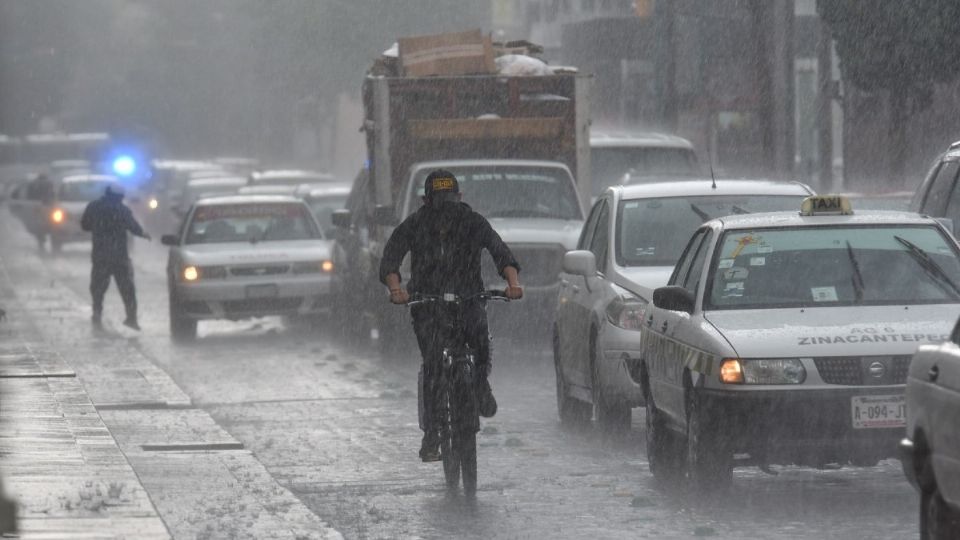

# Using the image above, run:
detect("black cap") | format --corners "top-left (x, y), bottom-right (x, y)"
top-left (423, 169), bottom-right (459, 202)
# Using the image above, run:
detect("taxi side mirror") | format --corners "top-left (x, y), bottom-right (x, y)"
top-left (653, 285), bottom-right (694, 314)
top-left (332, 209), bottom-right (352, 229)
top-left (160, 234), bottom-right (179, 246)
top-left (372, 204), bottom-right (398, 227)
top-left (562, 250), bottom-right (597, 277)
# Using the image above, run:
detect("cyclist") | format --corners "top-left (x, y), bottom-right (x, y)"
top-left (380, 169), bottom-right (523, 462)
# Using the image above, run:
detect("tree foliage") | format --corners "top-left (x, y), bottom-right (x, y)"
top-left (818, 0), bottom-right (960, 108)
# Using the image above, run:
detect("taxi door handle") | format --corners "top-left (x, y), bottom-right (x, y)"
top-left (929, 364), bottom-right (940, 382)
top-left (560, 279), bottom-right (569, 288)
top-left (571, 285), bottom-right (580, 294)
top-left (661, 321), bottom-right (668, 332)
top-left (646, 315), bottom-right (654, 328)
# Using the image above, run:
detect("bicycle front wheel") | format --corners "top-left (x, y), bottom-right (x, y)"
top-left (458, 430), bottom-right (477, 495)
top-left (441, 430), bottom-right (460, 489)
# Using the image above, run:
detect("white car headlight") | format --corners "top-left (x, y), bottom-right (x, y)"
top-left (719, 358), bottom-right (806, 385)
top-left (604, 293), bottom-right (647, 331)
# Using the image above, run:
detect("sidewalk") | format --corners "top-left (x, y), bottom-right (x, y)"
top-left (0, 213), bottom-right (341, 539)
top-left (0, 264), bottom-right (170, 539)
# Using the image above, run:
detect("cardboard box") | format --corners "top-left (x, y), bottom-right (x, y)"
top-left (398, 29), bottom-right (495, 77)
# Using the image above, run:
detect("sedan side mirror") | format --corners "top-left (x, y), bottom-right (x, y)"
top-left (373, 204), bottom-right (399, 226)
top-left (160, 234), bottom-right (179, 246)
top-left (562, 250), bottom-right (597, 277)
top-left (332, 209), bottom-right (352, 229)
top-left (652, 285), bottom-right (695, 314)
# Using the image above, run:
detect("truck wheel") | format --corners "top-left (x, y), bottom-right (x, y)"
top-left (554, 331), bottom-right (590, 427)
top-left (591, 334), bottom-right (630, 433)
top-left (922, 485), bottom-right (960, 540)
top-left (169, 294), bottom-right (197, 342)
top-left (684, 390), bottom-right (732, 491)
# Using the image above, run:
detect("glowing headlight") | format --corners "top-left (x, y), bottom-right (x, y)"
top-left (148, 198), bottom-right (159, 210)
top-left (182, 266), bottom-right (199, 281)
top-left (292, 260), bottom-right (334, 274)
top-left (720, 358), bottom-right (806, 385)
top-left (604, 293), bottom-right (647, 330)
top-left (50, 208), bottom-right (65, 224)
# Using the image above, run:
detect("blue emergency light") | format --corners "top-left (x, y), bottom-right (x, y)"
top-left (112, 155), bottom-right (137, 177)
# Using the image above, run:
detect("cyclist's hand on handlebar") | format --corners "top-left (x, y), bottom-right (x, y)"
top-left (505, 285), bottom-right (523, 300)
top-left (389, 288), bottom-right (410, 305)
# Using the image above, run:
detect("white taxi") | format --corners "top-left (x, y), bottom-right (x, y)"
top-left (161, 195), bottom-right (334, 341)
top-left (640, 196), bottom-right (960, 490)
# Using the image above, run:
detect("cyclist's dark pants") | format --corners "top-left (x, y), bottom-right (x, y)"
top-left (90, 258), bottom-right (137, 320)
top-left (411, 299), bottom-right (489, 438)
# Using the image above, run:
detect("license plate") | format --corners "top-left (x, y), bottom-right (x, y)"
top-left (245, 284), bottom-right (278, 299)
top-left (851, 394), bottom-right (906, 429)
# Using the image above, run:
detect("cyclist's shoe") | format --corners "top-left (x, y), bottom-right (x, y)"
top-left (91, 311), bottom-right (102, 326)
top-left (478, 377), bottom-right (497, 418)
top-left (419, 433), bottom-right (441, 462)
top-left (122, 318), bottom-right (141, 331)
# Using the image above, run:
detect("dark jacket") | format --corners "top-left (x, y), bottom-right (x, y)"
top-left (379, 202), bottom-right (519, 296)
top-left (80, 194), bottom-right (145, 262)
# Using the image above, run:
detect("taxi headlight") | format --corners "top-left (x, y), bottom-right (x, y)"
top-left (741, 358), bottom-right (806, 385)
top-left (51, 208), bottom-right (65, 224)
top-left (148, 197), bottom-right (159, 210)
top-left (605, 294), bottom-right (647, 331)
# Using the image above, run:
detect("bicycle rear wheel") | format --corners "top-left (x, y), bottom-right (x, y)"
top-left (459, 430), bottom-right (477, 495)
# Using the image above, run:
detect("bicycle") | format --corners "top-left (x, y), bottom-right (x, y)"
top-left (406, 290), bottom-right (510, 495)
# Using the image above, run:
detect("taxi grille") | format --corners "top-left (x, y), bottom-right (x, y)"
top-left (813, 356), bottom-right (911, 385)
top-left (482, 245), bottom-right (563, 288)
top-left (230, 265), bottom-right (289, 277)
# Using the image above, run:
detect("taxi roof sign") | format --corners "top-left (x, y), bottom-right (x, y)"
top-left (800, 195), bottom-right (853, 216)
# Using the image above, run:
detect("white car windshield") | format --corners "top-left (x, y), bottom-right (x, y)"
top-left (186, 203), bottom-right (321, 244)
top-left (707, 225), bottom-right (960, 309)
top-left (58, 181), bottom-right (116, 202)
top-left (617, 195), bottom-right (804, 266)
top-left (410, 166), bottom-right (582, 220)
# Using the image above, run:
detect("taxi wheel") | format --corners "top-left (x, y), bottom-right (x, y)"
top-left (169, 294), bottom-right (197, 341)
top-left (591, 343), bottom-right (630, 432)
top-left (645, 398), bottom-right (682, 482)
top-left (922, 485), bottom-right (960, 540)
top-left (554, 330), bottom-right (590, 427)
top-left (684, 390), bottom-right (732, 491)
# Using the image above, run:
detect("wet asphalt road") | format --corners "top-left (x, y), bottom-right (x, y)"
top-left (9, 212), bottom-right (922, 539)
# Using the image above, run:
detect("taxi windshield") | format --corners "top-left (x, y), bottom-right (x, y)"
top-left (707, 225), bottom-right (960, 309)
top-left (185, 203), bottom-right (321, 244)
top-left (617, 195), bottom-right (805, 266)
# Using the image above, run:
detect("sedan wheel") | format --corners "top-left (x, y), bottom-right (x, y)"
top-left (591, 333), bottom-right (630, 433)
top-left (554, 331), bottom-right (590, 427)
top-left (922, 485), bottom-right (960, 540)
top-left (169, 293), bottom-right (197, 342)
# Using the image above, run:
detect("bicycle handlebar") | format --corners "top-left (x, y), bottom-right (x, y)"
top-left (406, 290), bottom-right (510, 307)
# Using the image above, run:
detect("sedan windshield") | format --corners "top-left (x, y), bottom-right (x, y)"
top-left (616, 195), bottom-right (804, 266)
top-left (58, 181), bottom-right (116, 202)
top-left (185, 203), bottom-right (321, 244)
top-left (409, 166), bottom-right (582, 220)
top-left (707, 225), bottom-right (960, 309)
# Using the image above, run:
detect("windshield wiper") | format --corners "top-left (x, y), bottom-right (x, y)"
top-left (845, 241), bottom-right (865, 303)
top-left (894, 235), bottom-right (960, 300)
top-left (731, 205), bottom-right (750, 215)
top-left (689, 203), bottom-right (710, 222)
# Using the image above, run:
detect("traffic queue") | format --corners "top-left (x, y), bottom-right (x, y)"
top-left (4, 139), bottom-right (960, 539)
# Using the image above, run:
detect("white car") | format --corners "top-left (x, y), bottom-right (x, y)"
top-left (554, 180), bottom-right (813, 431)
top-left (161, 195), bottom-right (334, 340)
top-left (640, 195), bottom-right (960, 490)
top-left (178, 176), bottom-right (247, 217)
top-left (590, 130), bottom-right (700, 199)
top-left (303, 184), bottom-right (350, 236)
top-left (902, 318), bottom-right (960, 538)
top-left (49, 174), bottom-right (123, 251)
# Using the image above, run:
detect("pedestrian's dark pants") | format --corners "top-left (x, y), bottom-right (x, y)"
top-left (411, 299), bottom-right (490, 440)
top-left (90, 258), bottom-right (137, 321)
